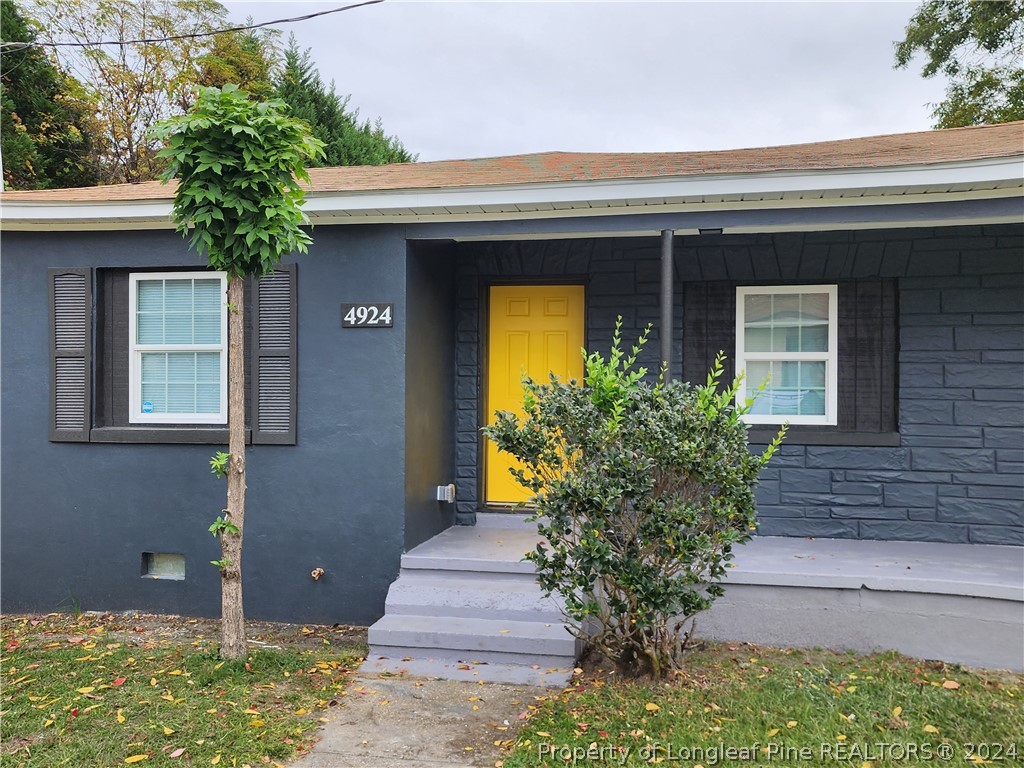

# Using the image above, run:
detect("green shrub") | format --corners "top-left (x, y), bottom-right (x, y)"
top-left (483, 322), bottom-right (784, 678)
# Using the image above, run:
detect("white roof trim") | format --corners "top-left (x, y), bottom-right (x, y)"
top-left (2, 155), bottom-right (1021, 232)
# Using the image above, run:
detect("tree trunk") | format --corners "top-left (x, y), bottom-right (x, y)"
top-left (220, 274), bottom-right (247, 659)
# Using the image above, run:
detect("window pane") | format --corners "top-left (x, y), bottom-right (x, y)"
top-left (193, 313), bottom-right (221, 344)
top-left (745, 328), bottom-right (771, 352)
top-left (163, 280), bottom-right (193, 312)
top-left (802, 325), bottom-right (828, 352)
top-left (137, 281), bottom-right (163, 312)
top-left (195, 383), bottom-right (220, 413)
top-left (195, 352), bottom-right (220, 380)
top-left (164, 312), bottom-right (193, 344)
top-left (137, 313), bottom-right (163, 344)
top-left (166, 383), bottom-right (195, 413)
top-left (772, 294), bottom-right (799, 322)
top-left (193, 279), bottom-right (222, 312)
top-left (141, 352), bottom-right (166, 381)
top-left (744, 294), bottom-right (772, 324)
top-left (801, 293), bottom-right (829, 322)
top-left (166, 353), bottom-right (196, 383)
top-left (141, 382), bottom-right (167, 413)
top-left (798, 360), bottom-right (826, 389)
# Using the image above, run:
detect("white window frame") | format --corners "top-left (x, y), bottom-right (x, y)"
top-left (128, 271), bottom-right (228, 424)
top-left (735, 284), bottom-right (839, 426)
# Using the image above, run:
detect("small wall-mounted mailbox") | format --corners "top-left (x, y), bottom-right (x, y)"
top-left (436, 484), bottom-right (456, 504)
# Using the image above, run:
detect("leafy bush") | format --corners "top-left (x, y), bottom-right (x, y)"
top-left (483, 323), bottom-right (785, 678)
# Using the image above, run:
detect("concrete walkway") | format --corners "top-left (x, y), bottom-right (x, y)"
top-left (292, 671), bottom-right (550, 768)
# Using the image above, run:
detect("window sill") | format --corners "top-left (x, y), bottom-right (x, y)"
top-left (89, 427), bottom-right (252, 445)
top-left (747, 429), bottom-right (900, 447)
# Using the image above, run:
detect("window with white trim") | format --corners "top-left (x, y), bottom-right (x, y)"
top-left (128, 272), bottom-right (228, 424)
top-left (736, 285), bottom-right (838, 426)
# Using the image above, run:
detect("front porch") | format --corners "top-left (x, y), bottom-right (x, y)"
top-left (364, 515), bottom-right (1024, 685)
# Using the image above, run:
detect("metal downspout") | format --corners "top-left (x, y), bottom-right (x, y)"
top-left (660, 229), bottom-right (674, 381)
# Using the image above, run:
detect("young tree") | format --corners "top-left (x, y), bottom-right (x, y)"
top-left (151, 85), bottom-right (323, 659)
top-left (1, 0), bottom-right (100, 189)
top-left (895, 0), bottom-right (1024, 127)
top-left (24, 0), bottom-right (247, 182)
top-left (275, 38), bottom-right (415, 166)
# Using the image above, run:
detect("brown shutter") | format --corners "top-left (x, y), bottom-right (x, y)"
top-left (838, 279), bottom-right (898, 433)
top-left (49, 268), bottom-right (92, 441)
top-left (251, 264), bottom-right (297, 444)
top-left (682, 281), bottom-right (736, 386)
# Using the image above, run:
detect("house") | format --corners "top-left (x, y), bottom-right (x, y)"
top-left (2, 123), bottom-right (1022, 678)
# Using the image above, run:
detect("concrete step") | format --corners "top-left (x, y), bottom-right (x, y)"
top-left (362, 517), bottom-right (579, 687)
top-left (368, 614), bottom-right (579, 658)
top-left (399, 524), bottom-right (546, 575)
top-left (384, 573), bottom-right (564, 622)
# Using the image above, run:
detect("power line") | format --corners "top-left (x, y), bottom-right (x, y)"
top-left (0, 0), bottom-right (384, 51)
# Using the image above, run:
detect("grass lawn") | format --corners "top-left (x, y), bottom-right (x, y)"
top-left (1, 612), bottom-right (365, 768)
top-left (500, 644), bottom-right (1023, 768)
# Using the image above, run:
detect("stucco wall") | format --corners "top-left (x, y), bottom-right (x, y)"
top-left (452, 225), bottom-right (1024, 545)
top-left (1, 226), bottom-right (410, 623)
top-left (404, 241), bottom-right (457, 550)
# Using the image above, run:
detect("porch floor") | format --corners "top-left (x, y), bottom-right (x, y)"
top-left (363, 515), bottom-right (1024, 682)
top-left (402, 516), bottom-right (1022, 600)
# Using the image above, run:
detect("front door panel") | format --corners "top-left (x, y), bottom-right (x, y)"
top-left (485, 285), bottom-right (585, 504)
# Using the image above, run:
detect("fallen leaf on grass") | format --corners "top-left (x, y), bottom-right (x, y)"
top-left (942, 680), bottom-right (960, 690)
top-left (125, 756), bottom-right (149, 764)
top-left (645, 703), bottom-right (660, 712)
top-left (923, 725), bottom-right (940, 734)
top-left (163, 727), bottom-right (175, 735)
top-left (891, 706), bottom-right (902, 717)
top-left (786, 721), bottom-right (798, 728)
top-left (112, 677), bottom-right (127, 687)
top-left (169, 748), bottom-right (185, 759)
top-left (766, 728), bottom-right (780, 737)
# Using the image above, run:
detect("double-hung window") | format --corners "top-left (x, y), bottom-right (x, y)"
top-left (128, 272), bottom-right (228, 424)
top-left (736, 285), bottom-right (838, 426)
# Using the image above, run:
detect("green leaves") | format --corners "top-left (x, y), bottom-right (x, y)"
top-left (483, 326), bottom-right (784, 678)
top-left (894, 0), bottom-right (1024, 127)
top-left (209, 451), bottom-right (230, 479)
top-left (150, 85), bottom-right (324, 279)
top-left (208, 516), bottom-right (239, 539)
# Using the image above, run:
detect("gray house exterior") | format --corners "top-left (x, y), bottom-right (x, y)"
top-left (2, 123), bottom-right (1022, 628)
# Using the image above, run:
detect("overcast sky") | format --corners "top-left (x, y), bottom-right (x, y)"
top-left (223, 1), bottom-right (948, 162)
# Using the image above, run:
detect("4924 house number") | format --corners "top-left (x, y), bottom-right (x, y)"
top-left (342, 303), bottom-right (394, 328)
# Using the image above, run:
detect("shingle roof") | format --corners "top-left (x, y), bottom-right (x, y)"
top-left (3, 121), bottom-right (1022, 203)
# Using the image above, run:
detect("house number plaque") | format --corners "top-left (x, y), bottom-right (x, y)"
top-left (342, 303), bottom-right (394, 328)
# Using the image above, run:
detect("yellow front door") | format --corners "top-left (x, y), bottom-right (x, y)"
top-left (485, 284), bottom-right (585, 504)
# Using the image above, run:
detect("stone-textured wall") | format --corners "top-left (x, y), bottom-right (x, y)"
top-left (453, 225), bottom-right (1024, 545)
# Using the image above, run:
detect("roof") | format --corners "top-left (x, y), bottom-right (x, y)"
top-left (3, 121), bottom-right (1023, 203)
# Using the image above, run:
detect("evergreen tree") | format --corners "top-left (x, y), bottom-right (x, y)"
top-left (196, 24), bottom-right (280, 103)
top-left (274, 39), bottom-right (414, 167)
top-left (1, 0), bottom-right (99, 189)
